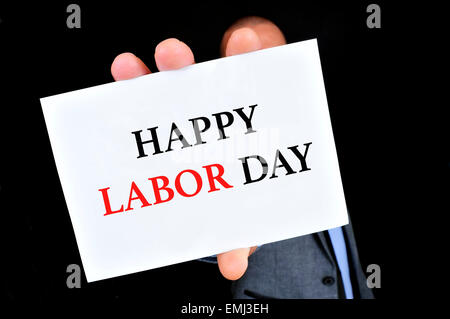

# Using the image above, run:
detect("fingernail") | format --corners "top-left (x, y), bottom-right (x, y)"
top-left (226, 27), bottom-right (262, 56)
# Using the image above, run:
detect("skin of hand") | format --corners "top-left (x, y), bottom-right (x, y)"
top-left (110, 16), bottom-right (286, 281)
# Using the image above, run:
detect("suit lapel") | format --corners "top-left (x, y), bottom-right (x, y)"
top-left (313, 231), bottom-right (335, 266)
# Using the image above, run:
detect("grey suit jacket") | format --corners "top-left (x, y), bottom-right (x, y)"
top-left (231, 220), bottom-right (374, 299)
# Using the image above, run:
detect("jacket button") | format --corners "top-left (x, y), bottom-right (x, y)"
top-left (322, 276), bottom-right (335, 286)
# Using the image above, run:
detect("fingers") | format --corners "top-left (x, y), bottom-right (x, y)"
top-left (221, 16), bottom-right (286, 57)
top-left (111, 38), bottom-right (194, 81)
top-left (155, 38), bottom-right (195, 71)
top-left (110, 19), bottom-right (281, 282)
top-left (217, 248), bottom-right (251, 280)
top-left (217, 246), bottom-right (257, 280)
top-left (111, 52), bottom-right (151, 81)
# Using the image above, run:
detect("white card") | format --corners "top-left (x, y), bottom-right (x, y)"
top-left (41, 39), bottom-right (348, 282)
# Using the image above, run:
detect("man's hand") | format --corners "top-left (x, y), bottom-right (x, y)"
top-left (110, 16), bottom-right (286, 280)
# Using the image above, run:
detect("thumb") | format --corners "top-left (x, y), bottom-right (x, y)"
top-left (221, 16), bottom-right (286, 57)
top-left (224, 27), bottom-right (262, 57)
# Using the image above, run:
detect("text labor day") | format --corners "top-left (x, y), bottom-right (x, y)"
top-left (99, 103), bottom-right (312, 216)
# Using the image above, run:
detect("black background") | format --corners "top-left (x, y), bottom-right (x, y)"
top-left (1, 0), bottom-right (405, 306)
